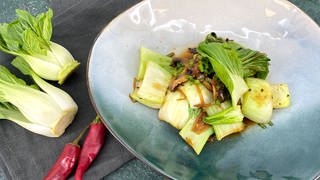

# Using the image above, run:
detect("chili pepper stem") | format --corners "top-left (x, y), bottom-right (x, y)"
top-left (72, 126), bottom-right (89, 145)
top-left (92, 116), bottom-right (101, 124)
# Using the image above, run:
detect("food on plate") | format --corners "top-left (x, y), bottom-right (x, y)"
top-left (130, 32), bottom-right (290, 154)
top-left (0, 9), bottom-right (79, 84)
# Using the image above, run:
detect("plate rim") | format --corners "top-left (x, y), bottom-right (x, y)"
top-left (86, 0), bottom-right (320, 179)
top-left (86, 0), bottom-right (175, 179)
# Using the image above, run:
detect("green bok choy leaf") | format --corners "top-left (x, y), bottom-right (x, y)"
top-left (205, 101), bottom-right (244, 140)
top-left (204, 33), bottom-right (270, 79)
top-left (197, 42), bottom-right (248, 107)
top-left (0, 9), bottom-right (79, 84)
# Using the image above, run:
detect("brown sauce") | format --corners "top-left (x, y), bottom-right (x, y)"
top-left (177, 88), bottom-right (187, 99)
top-left (133, 77), bottom-right (137, 90)
top-left (195, 84), bottom-right (205, 105)
top-left (243, 118), bottom-right (256, 129)
top-left (192, 111), bottom-right (210, 134)
top-left (185, 137), bottom-right (193, 146)
top-left (179, 49), bottom-right (194, 60)
top-left (152, 82), bottom-right (165, 91)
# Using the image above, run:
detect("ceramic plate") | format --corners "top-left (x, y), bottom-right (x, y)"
top-left (87, 0), bottom-right (320, 179)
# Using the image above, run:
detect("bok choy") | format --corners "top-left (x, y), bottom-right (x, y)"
top-left (0, 57), bottom-right (78, 137)
top-left (130, 47), bottom-right (173, 108)
top-left (241, 78), bottom-right (273, 124)
top-left (204, 105), bottom-right (244, 125)
top-left (130, 32), bottom-right (291, 155)
top-left (0, 9), bottom-right (79, 84)
top-left (271, 83), bottom-right (290, 108)
top-left (179, 109), bottom-right (213, 155)
top-left (204, 32), bottom-right (270, 79)
top-left (158, 91), bottom-right (189, 129)
top-left (197, 42), bottom-right (248, 107)
top-left (205, 101), bottom-right (244, 140)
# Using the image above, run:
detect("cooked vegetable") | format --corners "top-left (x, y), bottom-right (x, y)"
top-left (204, 32), bottom-right (270, 79)
top-left (242, 78), bottom-right (273, 124)
top-left (205, 101), bottom-right (244, 140)
top-left (178, 82), bottom-right (213, 108)
top-left (137, 47), bottom-right (174, 80)
top-left (205, 100), bottom-right (232, 115)
top-left (0, 9), bottom-right (79, 84)
top-left (271, 84), bottom-right (290, 108)
top-left (130, 61), bottom-right (172, 108)
top-left (75, 117), bottom-right (106, 180)
top-left (158, 91), bottom-right (189, 129)
top-left (130, 33), bottom-right (290, 155)
top-left (204, 105), bottom-right (244, 125)
top-left (197, 42), bottom-right (248, 107)
top-left (214, 122), bottom-right (244, 141)
top-left (0, 57), bottom-right (78, 137)
top-left (179, 109), bottom-right (213, 155)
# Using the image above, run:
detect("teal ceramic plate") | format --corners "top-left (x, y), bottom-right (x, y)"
top-left (87, 0), bottom-right (320, 179)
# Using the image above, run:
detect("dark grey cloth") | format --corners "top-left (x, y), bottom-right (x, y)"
top-left (0, 0), bottom-right (141, 179)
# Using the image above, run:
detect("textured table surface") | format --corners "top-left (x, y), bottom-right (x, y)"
top-left (0, 0), bottom-right (319, 180)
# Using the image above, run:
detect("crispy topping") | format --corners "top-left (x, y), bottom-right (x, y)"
top-left (169, 69), bottom-right (188, 91)
top-left (211, 79), bottom-right (217, 101)
top-left (192, 111), bottom-right (210, 134)
top-left (202, 80), bottom-right (212, 91)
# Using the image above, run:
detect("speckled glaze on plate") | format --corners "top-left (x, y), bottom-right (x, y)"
top-left (87, 0), bottom-right (320, 179)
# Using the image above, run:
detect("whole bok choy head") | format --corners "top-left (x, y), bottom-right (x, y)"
top-left (0, 57), bottom-right (78, 137)
top-left (0, 9), bottom-right (79, 84)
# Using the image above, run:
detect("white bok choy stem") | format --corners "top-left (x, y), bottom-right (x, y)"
top-left (0, 57), bottom-right (78, 137)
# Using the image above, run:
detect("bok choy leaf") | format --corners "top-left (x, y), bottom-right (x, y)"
top-left (204, 105), bottom-right (244, 125)
top-left (205, 32), bottom-right (270, 79)
top-left (205, 101), bottom-right (245, 140)
top-left (0, 9), bottom-right (79, 84)
top-left (197, 42), bottom-right (248, 107)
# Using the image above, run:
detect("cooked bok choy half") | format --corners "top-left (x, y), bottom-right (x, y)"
top-left (0, 9), bottom-right (79, 84)
top-left (179, 109), bottom-right (214, 155)
top-left (271, 84), bottom-right (290, 108)
top-left (242, 78), bottom-right (273, 124)
top-left (130, 47), bottom-right (173, 108)
top-left (205, 101), bottom-right (244, 140)
top-left (0, 57), bottom-right (78, 137)
top-left (158, 91), bottom-right (189, 129)
top-left (204, 105), bottom-right (244, 125)
top-left (178, 82), bottom-right (213, 108)
top-left (130, 61), bottom-right (172, 108)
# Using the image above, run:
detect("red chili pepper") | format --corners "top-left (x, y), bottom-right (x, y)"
top-left (44, 127), bottom-right (88, 180)
top-left (74, 116), bottom-right (106, 180)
